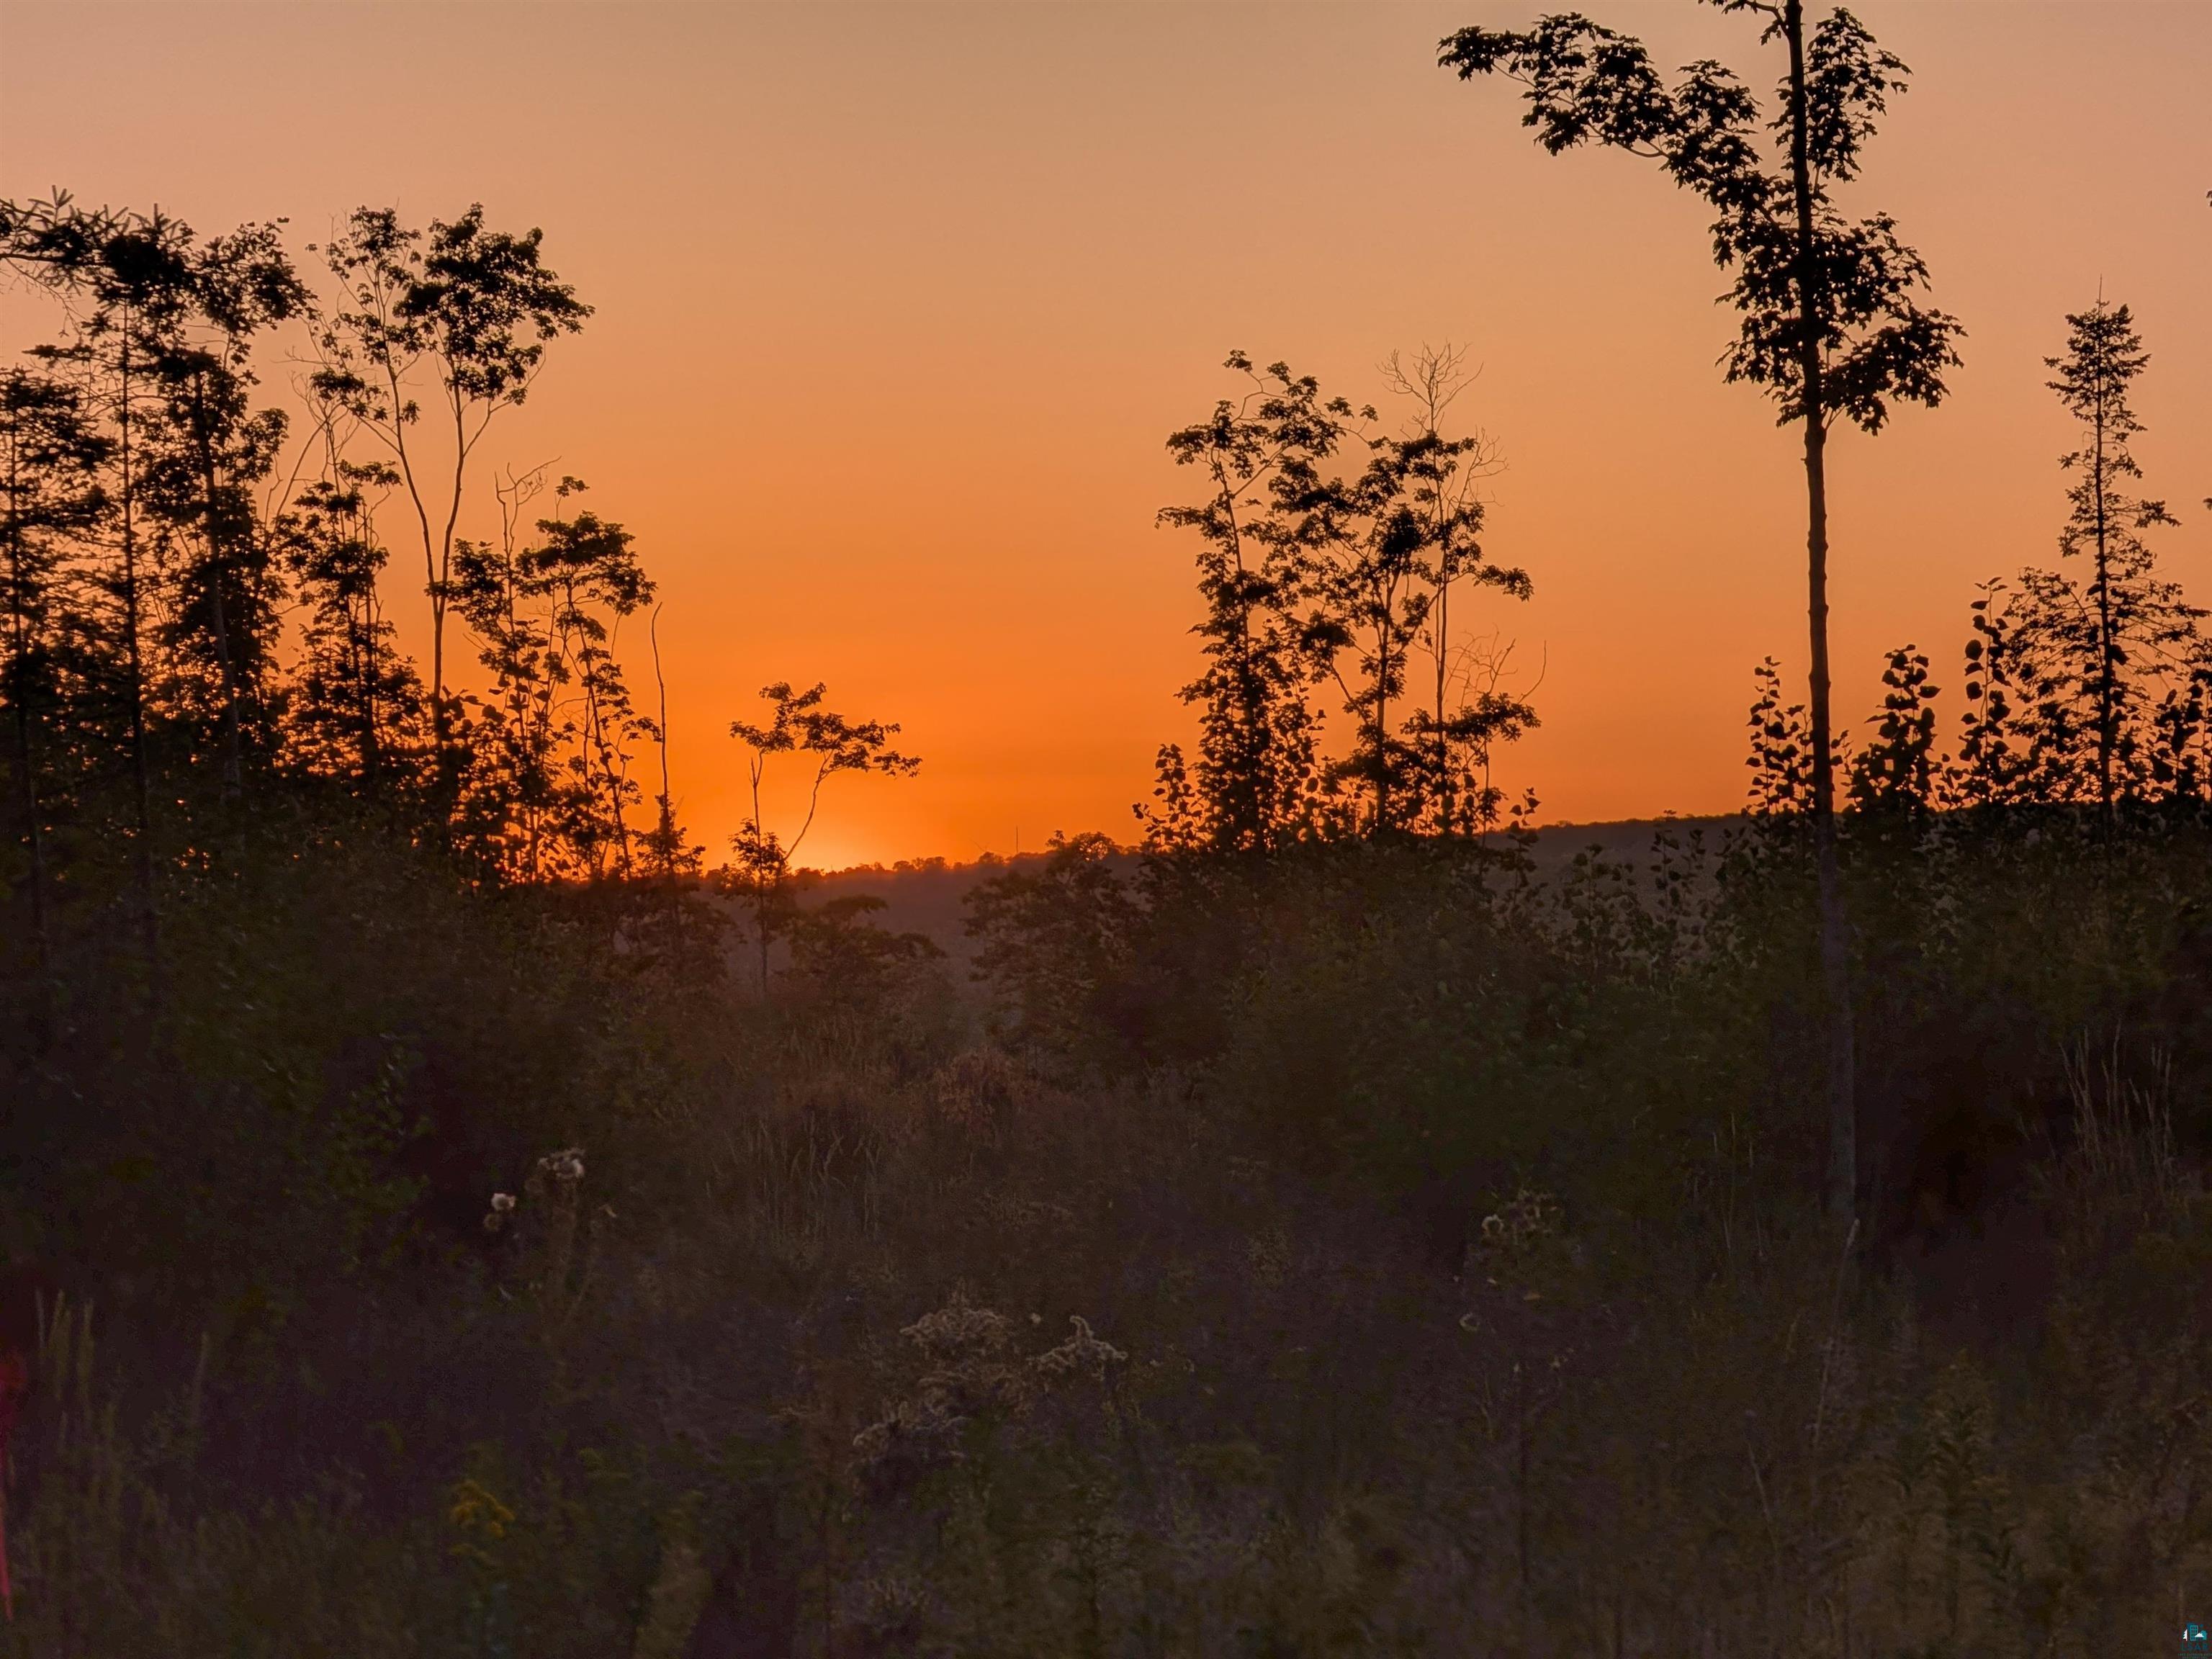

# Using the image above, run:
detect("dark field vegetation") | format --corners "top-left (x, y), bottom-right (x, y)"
top-left (12, 796), bottom-right (2212, 1657)
top-left (5, 0), bottom-right (2212, 1651)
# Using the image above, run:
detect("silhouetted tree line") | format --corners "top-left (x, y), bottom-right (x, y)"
top-left (6, 7), bottom-right (2212, 1650)
top-left (1, 193), bottom-right (941, 1035)
top-left (0, 196), bottom-right (667, 943)
top-left (1143, 344), bottom-right (1536, 853)
top-left (1752, 298), bottom-right (2200, 826)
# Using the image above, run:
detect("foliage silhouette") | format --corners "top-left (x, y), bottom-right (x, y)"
top-left (728, 680), bottom-right (920, 995)
top-left (1149, 348), bottom-right (1538, 852)
top-left (1442, 0), bottom-right (1964, 1222)
top-left (313, 207), bottom-right (590, 807)
top-left (6, 142), bottom-right (2212, 1659)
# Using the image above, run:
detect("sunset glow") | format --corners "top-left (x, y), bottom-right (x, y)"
top-left (6, 1), bottom-right (2206, 866)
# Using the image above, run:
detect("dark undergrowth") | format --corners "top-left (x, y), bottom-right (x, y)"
top-left (6, 806), bottom-right (2212, 1656)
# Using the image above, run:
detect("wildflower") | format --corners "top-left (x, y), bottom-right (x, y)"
top-left (901, 1292), bottom-right (1010, 1359)
top-left (1030, 1316), bottom-right (1128, 1382)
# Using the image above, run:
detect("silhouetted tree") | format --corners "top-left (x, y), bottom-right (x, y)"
top-left (71, 211), bottom-right (203, 977)
top-left (1845, 645), bottom-right (1940, 813)
top-left (1999, 300), bottom-right (2192, 822)
top-left (1, 366), bottom-right (107, 1030)
top-left (140, 222), bottom-right (308, 817)
top-left (450, 466), bottom-right (563, 878)
top-left (1308, 454), bottom-right (1428, 833)
top-left (1349, 346), bottom-right (1534, 835)
top-left (281, 385), bottom-right (423, 796)
top-left (1151, 349), bottom-right (1538, 846)
top-left (526, 483), bottom-right (655, 878)
top-left (642, 603), bottom-right (698, 883)
top-left (1746, 657), bottom-right (1818, 815)
top-left (446, 475), bottom-right (655, 881)
top-left (1444, 0), bottom-right (1964, 1220)
top-left (0, 192), bottom-right (125, 286)
top-left (727, 682), bottom-right (920, 994)
top-left (1943, 581), bottom-right (2035, 809)
top-left (313, 207), bottom-right (588, 804)
top-left (782, 894), bottom-right (943, 1012)
top-left (1151, 354), bottom-right (1360, 854)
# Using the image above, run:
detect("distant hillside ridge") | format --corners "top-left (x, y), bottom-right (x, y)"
top-left (789, 817), bottom-right (1748, 965)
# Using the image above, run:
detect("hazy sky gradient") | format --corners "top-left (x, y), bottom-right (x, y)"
top-left (4, 1), bottom-right (2207, 866)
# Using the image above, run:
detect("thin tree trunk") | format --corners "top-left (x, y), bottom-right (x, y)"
top-left (384, 353), bottom-right (445, 768)
top-left (2092, 379), bottom-right (2113, 828)
top-left (1809, 426), bottom-right (1854, 1226)
top-left (357, 596), bottom-right (382, 790)
top-left (6, 447), bottom-right (53, 1041)
top-left (1786, 0), bottom-right (1856, 1225)
top-left (117, 330), bottom-right (161, 991)
top-left (751, 763), bottom-right (772, 999)
top-left (757, 878), bottom-right (771, 998)
top-left (1436, 565), bottom-right (1453, 836)
top-left (194, 380), bottom-right (246, 816)
top-left (431, 389), bottom-right (469, 816)
top-left (650, 602), bottom-right (678, 899)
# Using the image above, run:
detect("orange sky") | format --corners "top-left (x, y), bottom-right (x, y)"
top-left (4, 1), bottom-right (2208, 868)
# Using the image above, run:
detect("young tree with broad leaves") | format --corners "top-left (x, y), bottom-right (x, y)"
top-left (1442, 0), bottom-right (1964, 1222)
top-left (727, 682), bottom-right (919, 996)
top-left (1845, 645), bottom-right (1938, 813)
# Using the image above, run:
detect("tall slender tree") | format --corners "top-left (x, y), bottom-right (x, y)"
top-left (526, 482), bottom-right (655, 879)
top-left (1442, 0), bottom-right (1964, 1221)
top-left (2001, 300), bottom-right (2188, 824)
top-left (450, 466), bottom-right (563, 878)
top-left (282, 420), bottom-right (422, 796)
top-left (1371, 348), bottom-right (1534, 835)
top-left (76, 212), bottom-right (201, 978)
top-left (141, 223), bottom-right (308, 818)
top-left (1, 367), bottom-right (107, 1031)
